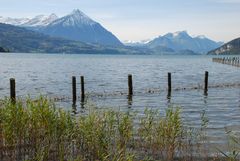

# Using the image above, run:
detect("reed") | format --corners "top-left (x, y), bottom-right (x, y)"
top-left (217, 130), bottom-right (240, 161)
top-left (137, 108), bottom-right (184, 160)
top-left (0, 97), bottom-right (75, 161)
top-left (0, 97), bottom-right (238, 161)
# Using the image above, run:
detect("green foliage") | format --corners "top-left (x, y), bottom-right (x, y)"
top-left (1, 97), bottom-right (238, 161)
top-left (138, 108), bottom-right (184, 160)
top-left (0, 97), bottom-right (74, 161)
top-left (73, 108), bottom-right (134, 160)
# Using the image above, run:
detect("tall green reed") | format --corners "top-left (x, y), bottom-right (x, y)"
top-left (0, 97), bottom-right (74, 161)
top-left (0, 96), bottom-right (235, 161)
top-left (138, 108), bottom-right (184, 160)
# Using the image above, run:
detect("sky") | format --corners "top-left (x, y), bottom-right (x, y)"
top-left (0, 0), bottom-right (240, 42)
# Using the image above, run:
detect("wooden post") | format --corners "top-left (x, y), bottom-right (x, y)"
top-left (72, 76), bottom-right (76, 104)
top-left (80, 76), bottom-right (85, 102)
top-left (10, 78), bottom-right (16, 103)
top-left (128, 74), bottom-right (133, 96)
top-left (168, 73), bottom-right (172, 93)
top-left (204, 71), bottom-right (208, 94)
top-left (127, 94), bottom-right (133, 108)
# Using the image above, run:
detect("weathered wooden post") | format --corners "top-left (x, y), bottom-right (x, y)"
top-left (10, 78), bottom-right (16, 103)
top-left (80, 76), bottom-right (85, 102)
top-left (128, 74), bottom-right (133, 96)
top-left (168, 73), bottom-right (172, 93)
top-left (72, 76), bottom-right (77, 104)
top-left (204, 71), bottom-right (209, 94)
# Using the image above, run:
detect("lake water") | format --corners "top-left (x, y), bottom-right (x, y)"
top-left (0, 53), bottom-right (240, 148)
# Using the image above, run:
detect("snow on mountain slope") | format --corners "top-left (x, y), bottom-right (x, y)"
top-left (22, 14), bottom-right (58, 27)
top-left (0, 14), bottom-right (58, 27)
top-left (0, 16), bottom-right (29, 25)
top-left (123, 39), bottom-right (152, 46)
top-left (0, 10), bottom-right (122, 46)
top-left (147, 31), bottom-right (222, 53)
top-left (0, 12), bottom-right (223, 51)
top-left (40, 9), bottom-right (123, 46)
top-left (49, 9), bottom-right (96, 27)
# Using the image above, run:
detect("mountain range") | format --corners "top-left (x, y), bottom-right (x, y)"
top-left (0, 23), bottom-right (142, 54)
top-left (148, 31), bottom-right (223, 53)
top-left (0, 9), bottom-right (237, 55)
top-left (125, 31), bottom-right (223, 54)
top-left (0, 14), bottom-right (58, 27)
top-left (0, 9), bottom-right (122, 47)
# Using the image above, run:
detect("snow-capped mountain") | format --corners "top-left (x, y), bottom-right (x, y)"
top-left (195, 35), bottom-right (207, 39)
top-left (0, 10), bottom-right (123, 47)
top-left (0, 22), bottom-right (144, 54)
top-left (49, 10), bottom-right (95, 27)
top-left (23, 14), bottom-right (58, 27)
top-left (124, 39), bottom-right (152, 46)
top-left (147, 31), bottom-right (223, 53)
top-left (39, 9), bottom-right (123, 46)
top-left (0, 14), bottom-right (58, 27)
top-left (0, 16), bottom-right (29, 26)
top-left (0, 11), bottom-right (223, 51)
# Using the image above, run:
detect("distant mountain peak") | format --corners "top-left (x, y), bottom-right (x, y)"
top-left (0, 16), bottom-right (30, 25)
top-left (50, 9), bottom-right (96, 27)
top-left (41, 9), bottom-right (122, 46)
top-left (123, 39), bottom-right (152, 46)
top-left (48, 13), bottom-right (58, 19)
top-left (173, 31), bottom-right (191, 38)
top-left (164, 31), bottom-right (191, 39)
top-left (71, 9), bottom-right (85, 16)
top-left (69, 9), bottom-right (96, 24)
top-left (173, 31), bottom-right (188, 37)
top-left (0, 14), bottom-right (58, 27)
top-left (0, 10), bottom-right (122, 46)
top-left (22, 13), bottom-right (58, 27)
top-left (195, 35), bottom-right (207, 39)
top-left (148, 31), bottom-right (222, 53)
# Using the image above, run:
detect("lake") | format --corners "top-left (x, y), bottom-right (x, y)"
top-left (0, 53), bottom-right (240, 148)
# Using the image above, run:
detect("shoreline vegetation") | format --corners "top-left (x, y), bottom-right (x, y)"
top-left (0, 97), bottom-right (239, 161)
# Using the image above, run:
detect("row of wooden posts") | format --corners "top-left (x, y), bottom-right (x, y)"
top-left (212, 57), bottom-right (240, 67)
top-left (8, 71), bottom-right (209, 104)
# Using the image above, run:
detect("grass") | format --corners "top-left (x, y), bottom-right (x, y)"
top-left (0, 97), bottom-right (239, 161)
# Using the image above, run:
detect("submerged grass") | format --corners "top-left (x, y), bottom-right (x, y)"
top-left (0, 97), bottom-right (239, 161)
